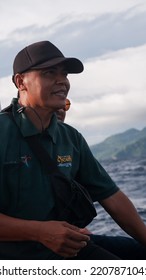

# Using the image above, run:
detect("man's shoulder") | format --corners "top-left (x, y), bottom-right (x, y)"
top-left (58, 121), bottom-right (81, 137)
top-left (57, 121), bottom-right (87, 147)
top-left (1, 103), bottom-right (13, 113)
top-left (0, 104), bottom-right (15, 128)
top-left (0, 111), bottom-right (10, 119)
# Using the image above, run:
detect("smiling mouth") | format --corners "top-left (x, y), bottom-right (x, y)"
top-left (53, 90), bottom-right (67, 98)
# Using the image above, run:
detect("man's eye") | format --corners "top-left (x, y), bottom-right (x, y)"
top-left (40, 69), bottom-right (68, 77)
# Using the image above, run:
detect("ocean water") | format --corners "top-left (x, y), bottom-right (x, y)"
top-left (88, 158), bottom-right (146, 236)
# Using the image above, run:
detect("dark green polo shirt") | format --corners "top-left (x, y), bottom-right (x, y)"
top-left (0, 98), bottom-right (119, 259)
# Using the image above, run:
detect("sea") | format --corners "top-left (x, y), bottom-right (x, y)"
top-left (88, 158), bottom-right (146, 237)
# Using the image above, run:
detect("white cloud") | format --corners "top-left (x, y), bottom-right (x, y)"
top-left (65, 45), bottom-right (146, 144)
top-left (0, 76), bottom-right (16, 108)
top-left (0, 0), bottom-right (146, 39)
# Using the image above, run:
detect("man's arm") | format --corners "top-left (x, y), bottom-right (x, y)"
top-left (0, 213), bottom-right (89, 258)
top-left (100, 190), bottom-right (146, 246)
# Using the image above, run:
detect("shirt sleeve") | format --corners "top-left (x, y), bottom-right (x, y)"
top-left (75, 133), bottom-right (119, 202)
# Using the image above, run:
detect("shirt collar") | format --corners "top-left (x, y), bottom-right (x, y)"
top-left (12, 98), bottom-right (58, 143)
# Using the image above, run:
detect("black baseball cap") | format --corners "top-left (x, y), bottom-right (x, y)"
top-left (12, 41), bottom-right (84, 78)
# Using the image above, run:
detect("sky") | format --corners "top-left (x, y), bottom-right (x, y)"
top-left (0, 0), bottom-right (146, 145)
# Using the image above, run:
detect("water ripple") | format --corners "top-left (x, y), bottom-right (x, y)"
top-left (88, 159), bottom-right (146, 236)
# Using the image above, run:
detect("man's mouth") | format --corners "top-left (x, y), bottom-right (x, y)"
top-left (53, 90), bottom-right (67, 98)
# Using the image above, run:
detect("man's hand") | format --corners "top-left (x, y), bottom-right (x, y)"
top-left (79, 227), bottom-right (92, 234)
top-left (37, 220), bottom-right (90, 258)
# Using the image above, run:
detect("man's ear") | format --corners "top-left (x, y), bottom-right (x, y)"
top-left (14, 74), bottom-right (26, 91)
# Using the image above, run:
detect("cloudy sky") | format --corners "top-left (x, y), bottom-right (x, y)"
top-left (0, 0), bottom-right (146, 145)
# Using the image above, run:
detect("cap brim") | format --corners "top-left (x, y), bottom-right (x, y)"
top-left (30, 57), bottom-right (84, 73)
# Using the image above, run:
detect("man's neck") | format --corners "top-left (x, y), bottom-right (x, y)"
top-left (19, 104), bottom-right (52, 132)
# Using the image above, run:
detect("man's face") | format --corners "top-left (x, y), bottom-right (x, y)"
top-left (21, 64), bottom-right (70, 111)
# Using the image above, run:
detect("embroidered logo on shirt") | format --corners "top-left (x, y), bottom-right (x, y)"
top-left (4, 155), bottom-right (32, 167)
top-left (21, 155), bottom-right (32, 167)
top-left (57, 155), bottom-right (72, 168)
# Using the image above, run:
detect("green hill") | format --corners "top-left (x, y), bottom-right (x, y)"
top-left (90, 127), bottom-right (146, 161)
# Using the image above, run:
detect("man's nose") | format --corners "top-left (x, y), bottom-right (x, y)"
top-left (55, 74), bottom-right (70, 91)
top-left (55, 74), bottom-right (67, 84)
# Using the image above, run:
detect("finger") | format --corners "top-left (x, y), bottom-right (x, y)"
top-left (68, 230), bottom-right (90, 242)
top-left (79, 228), bottom-right (92, 234)
top-left (61, 221), bottom-right (90, 242)
top-left (64, 238), bottom-right (87, 251)
top-left (63, 222), bottom-right (80, 231)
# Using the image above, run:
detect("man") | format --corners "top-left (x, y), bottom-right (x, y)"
top-left (0, 41), bottom-right (146, 260)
